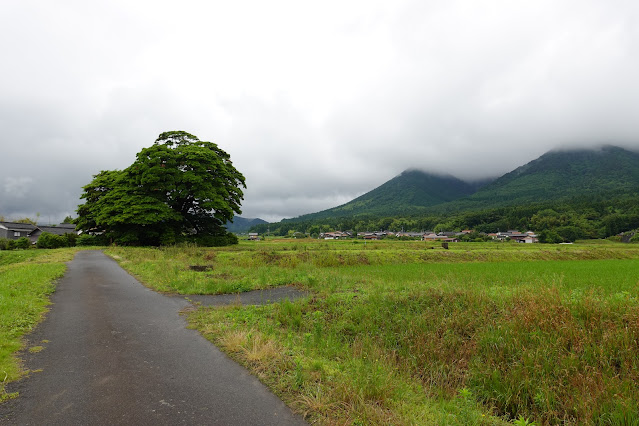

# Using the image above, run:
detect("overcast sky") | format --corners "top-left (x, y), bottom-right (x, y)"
top-left (1, 1), bottom-right (638, 223)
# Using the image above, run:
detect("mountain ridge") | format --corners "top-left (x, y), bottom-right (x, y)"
top-left (226, 216), bottom-right (268, 233)
top-left (444, 145), bottom-right (639, 210)
top-left (283, 169), bottom-right (478, 222)
top-left (280, 145), bottom-right (639, 224)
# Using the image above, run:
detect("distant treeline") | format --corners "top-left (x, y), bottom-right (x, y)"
top-left (249, 194), bottom-right (639, 242)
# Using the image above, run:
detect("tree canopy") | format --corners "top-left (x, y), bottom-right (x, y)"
top-left (76, 131), bottom-right (246, 246)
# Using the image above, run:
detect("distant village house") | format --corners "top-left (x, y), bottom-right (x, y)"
top-left (0, 222), bottom-right (78, 244)
top-left (493, 230), bottom-right (538, 243)
top-left (0, 222), bottom-right (37, 240)
top-left (321, 231), bottom-right (351, 239)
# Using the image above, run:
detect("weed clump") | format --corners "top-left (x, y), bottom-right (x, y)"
top-left (469, 288), bottom-right (639, 424)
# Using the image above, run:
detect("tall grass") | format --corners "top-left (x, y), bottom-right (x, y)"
top-left (0, 249), bottom-right (76, 401)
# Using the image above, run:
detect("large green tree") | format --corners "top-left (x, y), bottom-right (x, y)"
top-left (76, 131), bottom-right (246, 246)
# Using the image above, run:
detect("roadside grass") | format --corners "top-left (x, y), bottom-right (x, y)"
top-left (0, 249), bottom-right (76, 401)
top-left (109, 241), bottom-right (639, 424)
top-left (0, 250), bottom-right (47, 266)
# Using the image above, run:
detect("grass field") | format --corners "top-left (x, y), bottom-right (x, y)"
top-left (0, 249), bottom-right (76, 401)
top-left (107, 240), bottom-right (639, 425)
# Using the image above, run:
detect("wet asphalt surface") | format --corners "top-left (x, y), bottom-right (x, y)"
top-left (0, 250), bottom-right (307, 425)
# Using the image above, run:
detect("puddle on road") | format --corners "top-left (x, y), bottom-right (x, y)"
top-left (169, 286), bottom-right (310, 307)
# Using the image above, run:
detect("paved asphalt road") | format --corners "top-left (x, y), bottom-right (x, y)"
top-left (0, 250), bottom-right (306, 425)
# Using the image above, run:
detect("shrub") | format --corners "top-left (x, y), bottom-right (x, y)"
top-left (64, 233), bottom-right (78, 247)
top-left (76, 233), bottom-right (108, 246)
top-left (13, 237), bottom-right (31, 249)
top-left (555, 225), bottom-right (584, 242)
top-left (0, 238), bottom-right (10, 250)
top-left (159, 229), bottom-right (177, 246)
top-left (537, 229), bottom-right (563, 244)
top-left (36, 232), bottom-right (67, 249)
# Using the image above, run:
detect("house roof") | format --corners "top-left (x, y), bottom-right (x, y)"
top-left (0, 221), bottom-right (37, 232)
top-left (35, 225), bottom-right (77, 236)
top-left (323, 231), bottom-right (350, 237)
top-left (423, 233), bottom-right (448, 239)
top-left (56, 223), bottom-right (77, 229)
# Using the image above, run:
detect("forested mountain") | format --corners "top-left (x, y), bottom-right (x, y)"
top-left (443, 145), bottom-right (639, 211)
top-left (225, 216), bottom-right (267, 233)
top-left (250, 145), bottom-right (639, 240)
top-left (286, 170), bottom-right (479, 222)
top-left (284, 145), bottom-right (639, 222)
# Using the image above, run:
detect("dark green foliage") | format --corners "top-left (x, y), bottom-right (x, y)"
top-left (32, 232), bottom-right (78, 249)
top-left (76, 131), bottom-right (245, 246)
top-left (76, 234), bottom-right (108, 246)
top-left (36, 233), bottom-right (61, 249)
top-left (11, 237), bottom-right (30, 249)
top-left (63, 233), bottom-right (78, 247)
top-left (599, 212), bottom-right (639, 237)
top-left (440, 146), bottom-right (639, 212)
top-left (290, 170), bottom-right (477, 222)
top-left (0, 238), bottom-right (10, 250)
top-left (537, 229), bottom-right (564, 244)
top-left (554, 225), bottom-right (585, 242)
top-left (76, 234), bottom-right (96, 246)
top-left (36, 232), bottom-right (68, 249)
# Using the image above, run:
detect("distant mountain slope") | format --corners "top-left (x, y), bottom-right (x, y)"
top-left (282, 145), bottom-right (639, 224)
top-left (445, 145), bottom-right (639, 211)
top-left (286, 170), bottom-right (478, 222)
top-left (226, 216), bottom-right (268, 233)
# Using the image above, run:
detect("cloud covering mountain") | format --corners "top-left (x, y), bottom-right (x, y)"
top-left (1, 0), bottom-right (639, 223)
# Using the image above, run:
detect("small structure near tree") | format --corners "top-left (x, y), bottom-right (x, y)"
top-left (0, 222), bottom-right (37, 240)
top-left (0, 221), bottom-right (78, 245)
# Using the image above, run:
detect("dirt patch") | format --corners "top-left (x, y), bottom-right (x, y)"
top-left (189, 265), bottom-right (213, 272)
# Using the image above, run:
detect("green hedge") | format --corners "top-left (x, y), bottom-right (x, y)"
top-left (0, 237), bottom-right (31, 250)
top-left (36, 232), bottom-right (67, 249)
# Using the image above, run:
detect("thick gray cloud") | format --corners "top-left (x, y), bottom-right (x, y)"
top-left (1, 0), bottom-right (638, 223)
